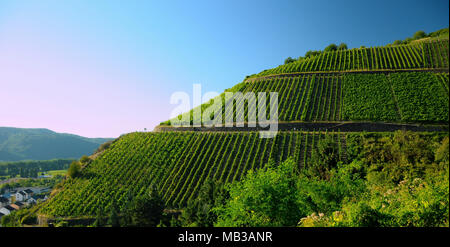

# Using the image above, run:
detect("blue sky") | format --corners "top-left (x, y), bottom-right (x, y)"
top-left (0, 0), bottom-right (448, 137)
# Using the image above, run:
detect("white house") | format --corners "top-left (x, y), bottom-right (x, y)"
top-left (15, 189), bottom-right (34, 202)
top-left (15, 191), bottom-right (27, 202)
top-left (0, 205), bottom-right (16, 215)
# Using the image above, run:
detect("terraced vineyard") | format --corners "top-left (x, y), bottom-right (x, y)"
top-left (165, 72), bottom-right (449, 125)
top-left (250, 40), bottom-right (448, 78)
top-left (36, 32), bottom-right (449, 222)
top-left (39, 131), bottom-right (347, 217)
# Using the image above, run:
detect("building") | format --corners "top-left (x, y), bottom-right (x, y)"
top-left (23, 189), bottom-right (34, 195)
top-left (10, 202), bottom-right (25, 210)
top-left (27, 197), bottom-right (37, 205)
top-left (0, 196), bottom-right (9, 207)
top-left (0, 205), bottom-right (16, 215)
top-left (15, 189), bottom-right (34, 202)
top-left (15, 191), bottom-right (27, 202)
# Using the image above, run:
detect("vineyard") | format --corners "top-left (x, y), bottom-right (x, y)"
top-left (249, 40), bottom-right (448, 78)
top-left (34, 32), bottom-right (450, 222)
top-left (165, 72), bottom-right (449, 125)
top-left (39, 131), bottom-right (348, 217)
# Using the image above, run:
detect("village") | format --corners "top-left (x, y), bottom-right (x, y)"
top-left (0, 187), bottom-right (50, 223)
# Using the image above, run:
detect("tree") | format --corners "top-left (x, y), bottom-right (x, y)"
top-left (305, 50), bottom-right (321, 58)
top-left (307, 135), bottom-right (340, 180)
top-left (93, 207), bottom-right (105, 227)
top-left (67, 161), bottom-right (81, 178)
top-left (413, 30), bottom-right (427, 40)
top-left (393, 40), bottom-right (402, 45)
top-left (284, 57), bottom-right (296, 64)
top-left (338, 43), bottom-right (348, 50)
top-left (181, 180), bottom-right (226, 226)
top-left (127, 185), bottom-right (165, 227)
top-left (79, 155), bottom-right (91, 165)
top-left (214, 158), bottom-right (302, 227)
top-left (108, 202), bottom-right (120, 227)
top-left (324, 43), bottom-right (338, 52)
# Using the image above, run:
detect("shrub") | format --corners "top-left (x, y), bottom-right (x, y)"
top-left (324, 43), bottom-right (338, 52)
top-left (338, 43), bottom-right (348, 50)
top-left (413, 30), bottom-right (427, 40)
top-left (284, 57), bottom-right (296, 64)
top-left (67, 161), bottom-right (81, 178)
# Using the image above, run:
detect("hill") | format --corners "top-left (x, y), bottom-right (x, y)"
top-left (161, 39), bottom-right (449, 127)
top-left (0, 127), bottom-right (113, 162)
top-left (36, 29), bottom-right (449, 223)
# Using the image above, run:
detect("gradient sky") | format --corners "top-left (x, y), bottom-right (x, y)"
top-left (0, 0), bottom-right (448, 138)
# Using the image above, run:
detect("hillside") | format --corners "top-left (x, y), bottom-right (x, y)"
top-left (36, 30), bottom-right (449, 223)
top-left (161, 39), bottom-right (449, 127)
top-left (0, 127), bottom-right (113, 161)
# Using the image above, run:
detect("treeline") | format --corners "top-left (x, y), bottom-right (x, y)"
top-left (0, 159), bottom-right (74, 178)
top-left (284, 43), bottom-right (348, 65)
top-left (283, 28), bottom-right (448, 65)
top-left (390, 28), bottom-right (449, 46)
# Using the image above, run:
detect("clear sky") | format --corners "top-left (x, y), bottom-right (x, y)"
top-left (0, 0), bottom-right (448, 138)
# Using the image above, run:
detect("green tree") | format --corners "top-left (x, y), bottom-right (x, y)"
top-left (181, 180), bottom-right (226, 226)
top-left (79, 155), bottom-right (91, 165)
top-left (284, 57), bottom-right (296, 64)
top-left (127, 186), bottom-right (165, 227)
top-left (93, 207), bottom-right (105, 227)
top-left (305, 50), bottom-right (321, 58)
top-left (338, 43), bottom-right (348, 50)
top-left (413, 30), bottom-right (427, 39)
top-left (67, 161), bottom-right (81, 179)
top-left (214, 158), bottom-right (301, 227)
top-left (306, 135), bottom-right (340, 180)
top-left (324, 43), bottom-right (338, 52)
top-left (108, 202), bottom-right (120, 227)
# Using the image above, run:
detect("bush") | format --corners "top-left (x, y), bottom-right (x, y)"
top-left (67, 161), bottom-right (81, 178)
top-left (79, 155), bottom-right (91, 165)
top-left (324, 43), bottom-right (338, 52)
top-left (304, 50), bottom-right (322, 58)
top-left (284, 57), bottom-right (296, 64)
top-left (214, 158), bottom-right (302, 227)
top-left (413, 30), bottom-right (427, 40)
top-left (95, 141), bottom-right (113, 154)
top-left (124, 186), bottom-right (165, 227)
top-left (338, 43), bottom-right (348, 50)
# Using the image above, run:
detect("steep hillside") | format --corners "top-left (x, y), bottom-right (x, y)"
top-left (250, 39), bottom-right (448, 78)
top-left (38, 130), bottom-right (448, 218)
top-left (37, 31), bottom-right (449, 220)
top-left (0, 127), bottom-right (113, 161)
top-left (40, 131), bottom-right (347, 216)
top-left (161, 72), bottom-right (448, 126)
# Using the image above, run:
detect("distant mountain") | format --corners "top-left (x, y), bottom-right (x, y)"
top-left (0, 127), bottom-right (114, 161)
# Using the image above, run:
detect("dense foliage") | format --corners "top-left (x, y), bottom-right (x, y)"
top-left (39, 131), bottom-right (347, 217)
top-left (213, 131), bottom-right (449, 227)
top-left (0, 159), bottom-right (73, 179)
